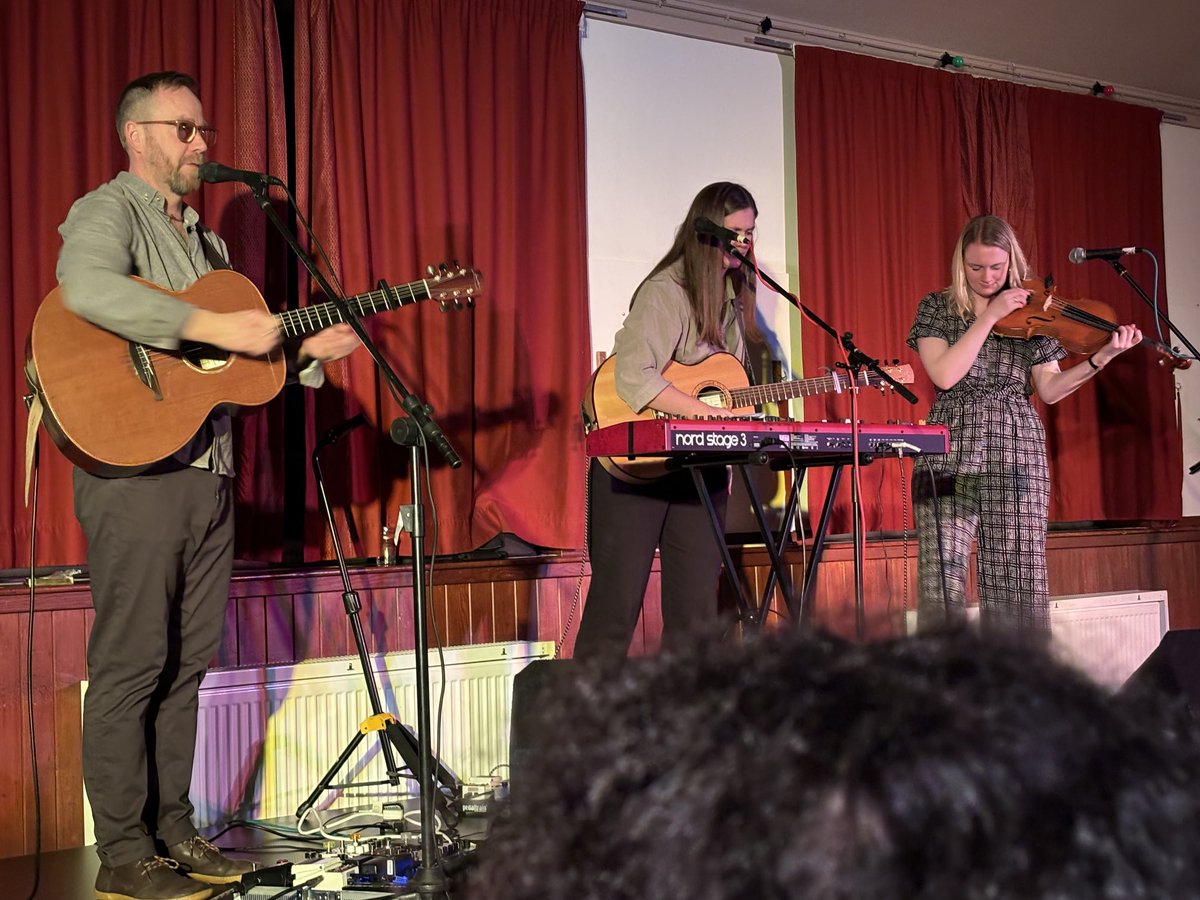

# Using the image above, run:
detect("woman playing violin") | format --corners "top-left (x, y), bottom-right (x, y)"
top-left (907, 215), bottom-right (1141, 635)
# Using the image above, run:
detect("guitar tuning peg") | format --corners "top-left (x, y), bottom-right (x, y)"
top-left (451, 258), bottom-right (461, 270)
top-left (427, 264), bottom-right (435, 276)
top-left (438, 262), bottom-right (449, 274)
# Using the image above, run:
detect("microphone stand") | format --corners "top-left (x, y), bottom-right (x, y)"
top-left (723, 240), bottom-right (917, 638)
top-left (1106, 258), bottom-right (1200, 362)
top-left (1104, 258), bottom-right (1200, 477)
top-left (248, 181), bottom-right (462, 896)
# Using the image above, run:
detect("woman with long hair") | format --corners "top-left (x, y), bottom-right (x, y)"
top-left (574, 182), bottom-right (760, 658)
top-left (908, 215), bottom-right (1141, 634)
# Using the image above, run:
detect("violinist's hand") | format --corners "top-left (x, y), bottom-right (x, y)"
top-left (1092, 324), bottom-right (1143, 367)
top-left (981, 287), bottom-right (1032, 324)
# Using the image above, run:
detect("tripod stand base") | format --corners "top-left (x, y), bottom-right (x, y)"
top-left (296, 717), bottom-right (460, 823)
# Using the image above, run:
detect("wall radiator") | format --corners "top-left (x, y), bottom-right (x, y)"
top-left (84, 640), bottom-right (554, 838)
top-left (905, 590), bottom-right (1168, 689)
top-left (1049, 590), bottom-right (1169, 689)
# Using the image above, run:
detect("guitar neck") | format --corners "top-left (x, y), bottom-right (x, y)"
top-left (274, 279), bottom-right (430, 338)
top-left (728, 370), bottom-right (877, 407)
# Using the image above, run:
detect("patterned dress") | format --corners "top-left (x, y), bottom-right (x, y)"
top-left (907, 291), bottom-right (1066, 633)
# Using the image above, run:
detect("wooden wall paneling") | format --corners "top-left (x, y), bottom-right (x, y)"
top-left (234, 594), bottom-right (268, 668)
top-left (391, 584), bottom-right (417, 654)
top-left (263, 594), bottom-right (297, 665)
top-left (438, 582), bottom-right (468, 646)
top-left (534, 576), bottom-right (564, 648)
top-left (514, 578), bottom-right (535, 643)
top-left (31, 641), bottom-right (56, 858)
top-left (459, 582), bottom-right (490, 644)
top-left (313, 588), bottom-right (354, 660)
top-left (1, 614), bottom-right (30, 857)
top-left (215, 601), bottom-right (239, 669)
top-left (355, 585), bottom-right (396, 659)
top-left (50, 609), bottom-right (87, 850)
top-left (493, 579), bottom-right (521, 644)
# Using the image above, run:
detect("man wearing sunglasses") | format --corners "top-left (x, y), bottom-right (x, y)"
top-left (55, 71), bottom-right (359, 900)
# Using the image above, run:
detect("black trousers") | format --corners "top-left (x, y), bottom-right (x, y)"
top-left (574, 460), bottom-right (728, 659)
top-left (74, 466), bottom-right (235, 868)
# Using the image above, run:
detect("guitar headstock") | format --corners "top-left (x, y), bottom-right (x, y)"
top-left (864, 362), bottom-right (915, 389)
top-left (427, 262), bottom-right (481, 312)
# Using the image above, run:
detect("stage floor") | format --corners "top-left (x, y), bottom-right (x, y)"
top-left (1, 813), bottom-right (491, 899)
top-left (0, 840), bottom-right (281, 900)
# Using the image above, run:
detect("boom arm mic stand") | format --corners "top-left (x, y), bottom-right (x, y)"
top-left (1104, 257), bottom-right (1199, 363)
top-left (247, 179), bottom-right (462, 895)
top-left (1100, 255), bottom-right (1200, 477)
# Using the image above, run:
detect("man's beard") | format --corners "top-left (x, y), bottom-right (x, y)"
top-left (165, 165), bottom-right (201, 197)
top-left (146, 135), bottom-right (202, 196)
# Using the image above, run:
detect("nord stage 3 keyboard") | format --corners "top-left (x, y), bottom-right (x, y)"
top-left (585, 419), bottom-right (950, 460)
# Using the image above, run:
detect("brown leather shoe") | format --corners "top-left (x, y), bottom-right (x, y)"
top-left (167, 835), bottom-right (259, 885)
top-left (94, 856), bottom-right (213, 900)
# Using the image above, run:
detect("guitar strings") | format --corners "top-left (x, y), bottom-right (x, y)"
top-left (728, 369), bottom-right (892, 409)
top-left (274, 283), bottom-right (423, 337)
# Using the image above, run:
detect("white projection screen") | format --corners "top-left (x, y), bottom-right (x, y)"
top-left (581, 17), bottom-right (795, 371)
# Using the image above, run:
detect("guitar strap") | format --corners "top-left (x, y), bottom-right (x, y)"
top-left (195, 224), bottom-right (232, 271)
top-left (22, 362), bottom-right (43, 506)
top-left (730, 295), bottom-right (757, 387)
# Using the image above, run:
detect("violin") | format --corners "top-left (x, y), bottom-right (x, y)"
top-left (991, 275), bottom-right (1190, 370)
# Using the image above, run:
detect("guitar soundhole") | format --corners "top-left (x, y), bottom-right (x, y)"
top-left (181, 342), bottom-right (231, 373)
top-left (696, 383), bottom-right (729, 411)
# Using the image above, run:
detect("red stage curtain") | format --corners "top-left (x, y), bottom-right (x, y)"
top-left (1027, 92), bottom-right (1180, 521)
top-left (0, 0), bottom-right (285, 570)
top-left (793, 47), bottom-right (962, 537)
top-left (795, 46), bottom-right (1179, 537)
top-left (292, 0), bottom-right (589, 559)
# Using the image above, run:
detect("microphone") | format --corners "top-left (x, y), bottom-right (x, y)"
top-left (1068, 245), bottom-right (1141, 264)
top-left (198, 161), bottom-right (284, 188)
top-left (693, 216), bottom-right (739, 244)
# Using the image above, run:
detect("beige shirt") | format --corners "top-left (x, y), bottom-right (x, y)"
top-left (612, 262), bottom-right (747, 413)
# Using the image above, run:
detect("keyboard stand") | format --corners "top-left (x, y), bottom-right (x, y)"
top-left (668, 454), bottom-right (800, 628)
top-left (749, 461), bottom-right (847, 630)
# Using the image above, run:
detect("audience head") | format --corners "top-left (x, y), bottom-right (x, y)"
top-left (472, 627), bottom-right (1200, 900)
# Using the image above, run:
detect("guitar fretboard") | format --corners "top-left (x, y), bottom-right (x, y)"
top-left (274, 281), bottom-right (429, 338)
top-left (725, 370), bottom-right (881, 407)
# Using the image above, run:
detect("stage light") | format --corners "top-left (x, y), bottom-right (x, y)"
top-left (938, 52), bottom-right (964, 69)
top-left (1091, 81), bottom-right (1115, 97)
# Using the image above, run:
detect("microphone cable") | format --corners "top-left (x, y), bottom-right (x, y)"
top-left (21, 430), bottom-right (42, 900)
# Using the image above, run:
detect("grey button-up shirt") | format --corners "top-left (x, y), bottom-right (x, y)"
top-left (56, 171), bottom-right (237, 474)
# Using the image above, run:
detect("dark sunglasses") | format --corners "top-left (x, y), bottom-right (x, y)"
top-left (135, 120), bottom-right (217, 147)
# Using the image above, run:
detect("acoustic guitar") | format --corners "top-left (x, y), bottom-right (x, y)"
top-left (582, 351), bottom-right (913, 483)
top-left (26, 265), bottom-right (480, 474)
